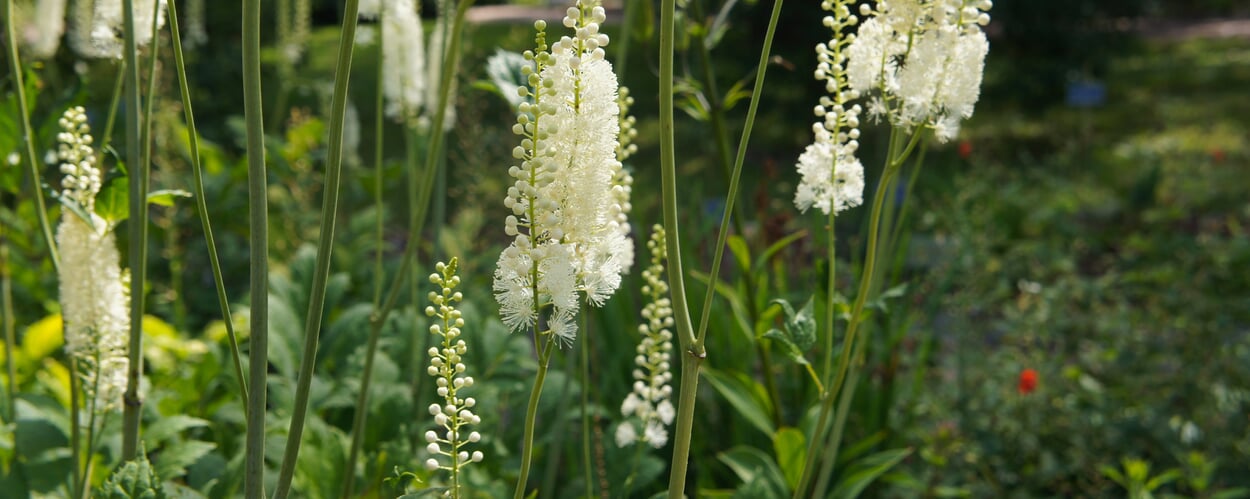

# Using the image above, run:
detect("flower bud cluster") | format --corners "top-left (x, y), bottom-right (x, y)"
top-left (616, 226), bottom-right (676, 448)
top-left (423, 259), bottom-right (485, 485)
top-left (56, 106), bottom-right (102, 210)
top-left (69, 0), bottom-right (167, 59)
top-left (847, 0), bottom-right (992, 141)
top-left (795, 0), bottom-right (866, 216)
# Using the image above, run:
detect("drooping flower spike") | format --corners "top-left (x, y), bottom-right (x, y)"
top-left (616, 225), bottom-right (676, 448)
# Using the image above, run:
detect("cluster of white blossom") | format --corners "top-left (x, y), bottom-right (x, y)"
top-left (69, 0), bottom-right (167, 59)
top-left (616, 226), bottom-right (676, 448)
top-left (493, 1), bottom-right (628, 345)
top-left (848, 0), bottom-right (992, 141)
top-left (794, 0), bottom-right (865, 215)
top-left (14, 0), bottom-right (68, 59)
top-left (53, 107), bottom-right (129, 413)
top-left (423, 259), bottom-right (485, 484)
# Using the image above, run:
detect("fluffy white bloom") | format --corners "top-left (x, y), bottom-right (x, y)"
top-left (614, 421), bottom-right (637, 448)
top-left (424, 259), bottom-right (484, 487)
top-left (69, 0), bottom-right (167, 59)
top-left (358, 0), bottom-right (382, 19)
top-left (617, 226), bottom-right (676, 447)
top-left (794, 131), bottom-right (864, 214)
top-left (795, 0), bottom-right (865, 215)
top-left (845, 0), bottom-right (992, 140)
top-left (382, 0), bottom-right (427, 121)
top-left (494, 4), bottom-right (627, 344)
top-left (54, 107), bottom-right (128, 413)
top-left (15, 0), bottom-right (68, 59)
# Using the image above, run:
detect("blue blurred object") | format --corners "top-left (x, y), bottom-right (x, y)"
top-left (1066, 80), bottom-right (1106, 108)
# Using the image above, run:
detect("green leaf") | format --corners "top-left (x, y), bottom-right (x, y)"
top-left (153, 441), bottom-right (216, 480)
top-left (96, 176), bottom-right (130, 224)
top-left (396, 488), bottom-right (449, 498)
top-left (773, 427), bottom-right (806, 491)
top-left (787, 298), bottom-right (817, 352)
top-left (702, 368), bottom-right (775, 436)
top-left (830, 448), bottom-right (912, 499)
top-left (96, 445), bottom-right (167, 499)
top-left (1211, 489), bottom-right (1250, 499)
top-left (718, 446), bottom-right (787, 498)
top-left (145, 415), bottom-right (210, 447)
top-left (754, 230), bottom-right (808, 271)
top-left (146, 189), bottom-right (192, 206)
top-left (763, 329), bottom-right (809, 366)
top-left (727, 235), bottom-right (751, 272)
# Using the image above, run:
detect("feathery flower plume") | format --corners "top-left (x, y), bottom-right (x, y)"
top-left (846, 0), bottom-right (992, 141)
top-left (183, 0), bottom-right (207, 47)
top-left (616, 226), bottom-right (675, 448)
top-left (69, 0), bottom-right (167, 59)
top-left (14, 0), bottom-right (68, 59)
top-left (54, 106), bottom-right (129, 412)
top-left (493, 0), bottom-right (626, 345)
top-left (795, 0), bottom-right (865, 215)
top-left (422, 259), bottom-right (484, 497)
top-left (610, 86), bottom-right (637, 274)
top-left (382, 0), bottom-right (428, 122)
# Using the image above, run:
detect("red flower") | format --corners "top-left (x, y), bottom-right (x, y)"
top-left (958, 140), bottom-right (973, 159)
top-left (1018, 368), bottom-right (1038, 394)
top-left (1211, 149), bottom-right (1226, 163)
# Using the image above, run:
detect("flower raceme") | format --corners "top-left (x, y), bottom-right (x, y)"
top-left (616, 226), bottom-right (676, 449)
top-left (69, 0), bottom-right (168, 59)
top-left (54, 106), bottom-right (129, 413)
top-left (493, 1), bottom-right (628, 344)
top-left (423, 259), bottom-right (484, 496)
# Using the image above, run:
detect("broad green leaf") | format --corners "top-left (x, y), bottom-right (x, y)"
top-left (830, 448), bottom-right (912, 499)
top-left (772, 427), bottom-right (806, 491)
top-left (787, 298), bottom-right (817, 352)
top-left (718, 446), bottom-right (787, 498)
top-left (702, 367), bottom-right (776, 436)
top-left (146, 189), bottom-right (192, 206)
top-left (153, 440), bottom-right (216, 481)
top-left (96, 176), bottom-right (129, 224)
top-left (836, 432), bottom-right (887, 467)
top-left (145, 416), bottom-right (210, 448)
top-left (727, 235), bottom-right (751, 272)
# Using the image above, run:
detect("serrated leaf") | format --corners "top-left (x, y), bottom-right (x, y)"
top-left (146, 189), bottom-right (192, 206)
top-left (97, 446), bottom-right (167, 499)
top-left (145, 415), bottom-right (210, 447)
top-left (154, 441), bottom-right (216, 480)
top-left (702, 368), bottom-right (775, 436)
top-left (773, 427), bottom-right (806, 491)
top-left (762, 329), bottom-right (808, 366)
top-left (830, 448), bottom-right (912, 499)
top-left (787, 298), bottom-right (817, 352)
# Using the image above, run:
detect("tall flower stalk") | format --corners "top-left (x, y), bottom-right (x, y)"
top-left (241, 0), bottom-right (268, 494)
top-left (421, 259), bottom-right (484, 498)
top-left (496, 3), bottom-right (628, 495)
top-left (794, 1), bottom-right (993, 495)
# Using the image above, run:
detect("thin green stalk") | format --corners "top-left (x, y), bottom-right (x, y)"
top-left (665, 2), bottom-right (784, 494)
top-left (691, 0), bottom-right (746, 240)
top-left (271, 0), bottom-right (362, 496)
top-left (69, 358), bottom-right (81, 495)
top-left (120, 0), bottom-right (155, 461)
top-left (373, 10), bottom-right (386, 309)
top-left (812, 342), bottom-right (863, 495)
top-left (885, 142), bottom-right (927, 284)
top-left (621, 438), bottom-right (646, 497)
top-left (3, 0), bottom-right (59, 272)
top-left (242, 0), bottom-right (269, 494)
top-left (341, 2), bottom-right (471, 494)
top-left (1, 236), bottom-right (14, 417)
top-left (581, 313), bottom-right (593, 499)
top-left (615, 0), bottom-right (635, 79)
top-left (793, 129), bottom-right (925, 497)
top-left (821, 210), bottom-right (838, 382)
top-left (513, 338), bottom-right (555, 499)
top-left (102, 65), bottom-right (126, 150)
top-left (167, 0), bottom-right (248, 413)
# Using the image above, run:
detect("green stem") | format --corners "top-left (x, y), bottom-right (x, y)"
top-left (581, 312), bottom-right (593, 499)
top-left (102, 65), bottom-right (126, 150)
top-left (271, 1), bottom-right (361, 497)
top-left (2, 0), bottom-right (60, 272)
top-left (373, 10), bottom-right (386, 310)
top-left (691, 0), bottom-right (746, 240)
top-left (69, 358), bottom-right (81, 495)
top-left (167, 0), bottom-right (248, 414)
top-left (121, 0), bottom-right (156, 461)
top-left (812, 342), bottom-right (863, 495)
top-left (621, 439), bottom-right (646, 497)
top-left (665, 2), bottom-right (785, 494)
top-left (242, 0), bottom-right (269, 494)
top-left (615, 0), bottom-right (635, 79)
top-left (793, 129), bottom-right (924, 497)
top-left (513, 337), bottom-right (555, 499)
top-left (885, 142), bottom-right (927, 284)
top-left (821, 210), bottom-right (838, 383)
top-left (340, 2), bottom-right (471, 493)
top-left (0, 236), bottom-right (14, 417)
